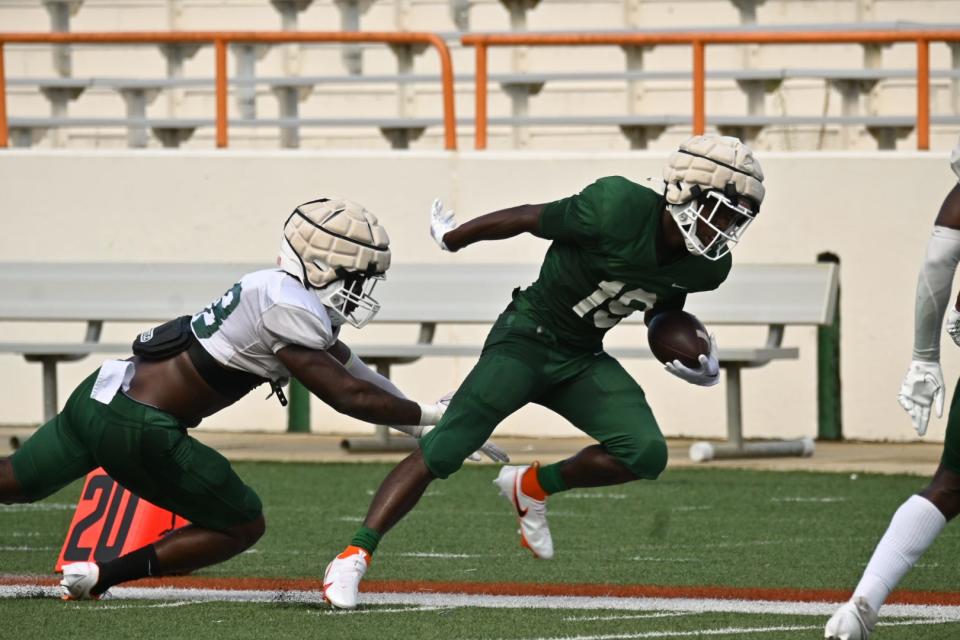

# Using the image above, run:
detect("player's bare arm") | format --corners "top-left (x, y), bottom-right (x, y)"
top-left (276, 343), bottom-right (423, 426)
top-left (430, 199), bottom-right (545, 252)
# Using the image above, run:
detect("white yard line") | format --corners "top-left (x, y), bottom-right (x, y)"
top-left (563, 613), bottom-right (698, 622)
top-left (3, 584), bottom-right (960, 623)
top-left (74, 601), bottom-right (204, 611)
top-left (313, 605), bottom-right (445, 616)
top-left (481, 625), bottom-right (823, 639)
top-left (395, 552), bottom-right (480, 559)
top-left (0, 503), bottom-right (74, 512)
top-left (630, 557), bottom-right (698, 563)
top-left (493, 618), bottom-right (956, 640)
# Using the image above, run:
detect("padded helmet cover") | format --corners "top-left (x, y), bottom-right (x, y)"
top-left (279, 198), bottom-right (391, 289)
top-left (663, 134), bottom-right (765, 209)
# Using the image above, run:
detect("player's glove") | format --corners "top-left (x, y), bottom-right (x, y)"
top-left (429, 198), bottom-right (457, 251)
top-left (417, 391), bottom-right (454, 428)
top-left (898, 360), bottom-right (945, 436)
top-left (664, 334), bottom-right (720, 387)
top-left (946, 307), bottom-right (960, 347)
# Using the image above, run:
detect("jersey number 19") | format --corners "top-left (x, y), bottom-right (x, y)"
top-left (573, 281), bottom-right (657, 329)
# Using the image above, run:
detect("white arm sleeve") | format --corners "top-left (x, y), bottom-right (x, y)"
top-left (343, 352), bottom-right (407, 398)
top-left (342, 352), bottom-right (435, 437)
top-left (913, 225), bottom-right (960, 361)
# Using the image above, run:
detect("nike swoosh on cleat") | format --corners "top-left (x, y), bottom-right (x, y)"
top-left (512, 478), bottom-right (528, 518)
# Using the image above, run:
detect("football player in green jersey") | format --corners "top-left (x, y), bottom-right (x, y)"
top-left (323, 134), bottom-right (765, 609)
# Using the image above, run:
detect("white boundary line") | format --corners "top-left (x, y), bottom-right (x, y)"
top-left (3, 584), bottom-right (960, 622)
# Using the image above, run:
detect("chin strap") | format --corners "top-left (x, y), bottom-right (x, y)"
top-left (266, 381), bottom-right (288, 407)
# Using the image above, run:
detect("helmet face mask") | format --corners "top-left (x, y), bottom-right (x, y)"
top-left (315, 270), bottom-right (384, 329)
top-left (278, 198), bottom-right (391, 328)
top-left (669, 188), bottom-right (757, 261)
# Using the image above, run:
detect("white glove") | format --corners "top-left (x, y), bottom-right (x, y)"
top-left (417, 391), bottom-right (454, 428)
top-left (430, 198), bottom-right (457, 251)
top-left (664, 335), bottom-right (720, 387)
top-left (416, 392), bottom-right (510, 463)
top-left (898, 360), bottom-right (945, 436)
top-left (946, 307), bottom-right (960, 347)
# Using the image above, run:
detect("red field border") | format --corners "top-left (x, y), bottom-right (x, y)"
top-left (4, 574), bottom-right (960, 606)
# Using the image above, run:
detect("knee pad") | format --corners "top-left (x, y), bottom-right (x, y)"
top-left (615, 436), bottom-right (668, 480)
top-left (418, 428), bottom-right (468, 480)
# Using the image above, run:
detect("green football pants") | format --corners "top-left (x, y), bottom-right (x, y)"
top-left (419, 310), bottom-right (668, 479)
top-left (10, 369), bottom-right (262, 531)
top-left (941, 379), bottom-right (960, 474)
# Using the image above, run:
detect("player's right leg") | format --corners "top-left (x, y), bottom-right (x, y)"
top-left (1, 409), bottom-right (96, 505)
top-left (324, 310), bottom-right (551, 608)
top-left (825, 383), bottom-right (960, 639)
top-left (503, 353), bottom-right (668, 560)
top-left (1, 369), bottom-right (103, 506)
top-left (61, 386), bottom-right (264, 600)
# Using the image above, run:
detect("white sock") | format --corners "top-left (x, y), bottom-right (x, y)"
top-left (853, 494), bottom-right (947, 613)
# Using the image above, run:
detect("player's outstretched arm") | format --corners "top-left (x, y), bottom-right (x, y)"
top-left (317, 342), bottom-right (509, 461)
top-left (899, 184), bottom-right (960, 435)
top-left (430, 198), bottom-right (545, 252)
top-left (276, 343), bottom-right (443, 427)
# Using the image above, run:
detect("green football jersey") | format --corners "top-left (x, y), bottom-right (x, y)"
top-left (512, 175), bottom-right (731, 350)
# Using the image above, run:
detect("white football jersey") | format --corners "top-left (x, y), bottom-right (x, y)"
top-left (191, 269), bottom-right (339, 381)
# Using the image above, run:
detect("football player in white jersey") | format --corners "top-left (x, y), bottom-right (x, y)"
top-left (825, 142), bottom-right (960, 639)
top-left (0, 197), bottom-right (503, 600)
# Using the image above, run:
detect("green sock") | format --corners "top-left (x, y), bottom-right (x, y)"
top-left (350, 526), bottom-right (382, 555)
top-left (537, 463), bottom-right (569, 495)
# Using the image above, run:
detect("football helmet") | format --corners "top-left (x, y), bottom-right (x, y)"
top-left (662, 134), bottom-right (765, 261)
top-left (278, 198), bottom-right (391, 329)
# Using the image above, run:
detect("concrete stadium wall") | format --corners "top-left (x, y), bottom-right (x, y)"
top-left (0, 149), bottom-right (958, 444)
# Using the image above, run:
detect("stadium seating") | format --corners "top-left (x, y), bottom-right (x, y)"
top-left (1, 0), bottom-right (957, 151)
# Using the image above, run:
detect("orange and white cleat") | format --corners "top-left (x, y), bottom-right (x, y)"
top-left (322, 546), bottom-right (370, 609)
top-left (494, 464), bottom-right (554, 560)
top-left (60, 562), bottom-right (106, 601)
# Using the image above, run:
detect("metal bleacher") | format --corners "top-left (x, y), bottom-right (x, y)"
top-left (1, 1), bottom-right (959, 151)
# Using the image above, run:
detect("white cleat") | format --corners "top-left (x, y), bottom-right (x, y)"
top-left (494, 464), bottom-right (554, 560)
top-left (825, 597), bottom-right (877, 640)
top-left (322, 546), bottom-right (370, 609)
top-left (60, 562), bottom-right (105, 601)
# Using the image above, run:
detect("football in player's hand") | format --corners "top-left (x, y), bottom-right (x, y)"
top-left (646, 310), bottom-right (711, 368)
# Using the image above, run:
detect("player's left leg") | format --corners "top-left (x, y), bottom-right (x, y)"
top-left (495, 353), bottom-right (666, 559)
top-left (825, 382), bottom-right (960, 639)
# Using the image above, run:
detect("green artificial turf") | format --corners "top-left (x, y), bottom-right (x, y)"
top-left (2, 462), bottom-right (957, 639)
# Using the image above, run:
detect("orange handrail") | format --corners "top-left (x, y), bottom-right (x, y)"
top-left (0, 31), bottom-right (457, 150)
top-left (462, 29), bottom-right (960, 150)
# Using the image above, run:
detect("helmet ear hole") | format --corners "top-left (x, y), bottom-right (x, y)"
top-left (723, 182), bottom-right (738, 201)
